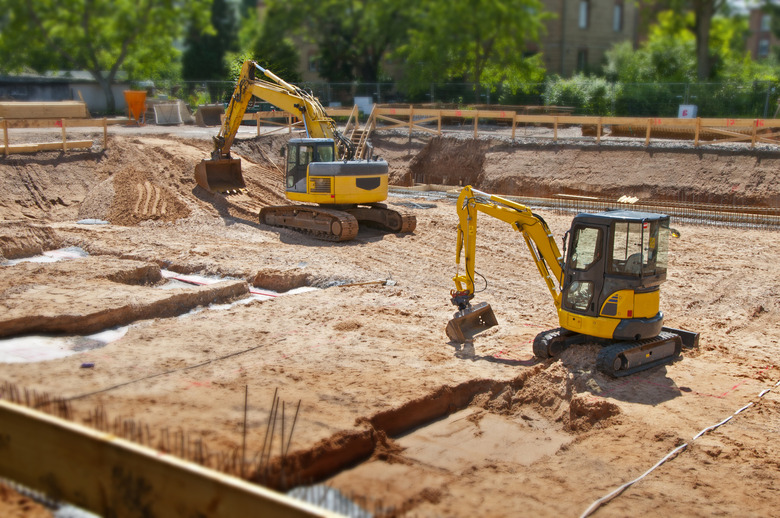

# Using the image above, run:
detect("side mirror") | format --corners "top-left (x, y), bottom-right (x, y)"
top-left (280, 147), bottom-right (286, 157)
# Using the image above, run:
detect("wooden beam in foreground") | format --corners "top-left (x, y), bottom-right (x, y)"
top-left (0, 400), bottom-right (336, 518)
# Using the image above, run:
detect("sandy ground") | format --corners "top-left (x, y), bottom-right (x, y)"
top-left (1, 124), bottom-right (779, 517)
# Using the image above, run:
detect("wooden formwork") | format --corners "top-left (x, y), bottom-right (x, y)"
top-left (364, 105), bottom-right (780, 149)
top-left (0, 101), bottom-right (122, 155)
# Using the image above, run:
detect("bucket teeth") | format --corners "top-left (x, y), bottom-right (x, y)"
top-left (445, 302), bottom-right (498, 343)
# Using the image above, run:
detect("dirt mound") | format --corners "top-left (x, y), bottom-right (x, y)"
top-left (473, 363), bottom-right (621, 433)
top-left (79, 167), bottom-right (191, 225)
top-left (0, 221), bottom-right (61, 260)
top-left (409, 137), bottom-right (490, 186)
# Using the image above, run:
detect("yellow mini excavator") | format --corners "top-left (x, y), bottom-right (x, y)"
top-left (446, 186), bottom-right (699, 377)
top-left (195, 60), bottom-right (416, 241)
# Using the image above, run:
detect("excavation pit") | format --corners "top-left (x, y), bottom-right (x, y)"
top-left (1, 130), bottom-right (780, 517)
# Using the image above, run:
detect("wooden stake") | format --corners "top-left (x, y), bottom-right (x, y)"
top-left (241, 385), bottom-right (248, 478)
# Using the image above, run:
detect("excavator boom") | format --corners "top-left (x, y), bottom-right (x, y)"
top-left (195, 60), bottom-right (347, 194)
top-left (447, 186), bottom-right (565, 342)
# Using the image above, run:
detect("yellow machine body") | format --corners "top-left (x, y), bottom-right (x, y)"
top-left (447, 186), bottom-right (670, 343)
top-left (195, 60), bottom-right (388, 205)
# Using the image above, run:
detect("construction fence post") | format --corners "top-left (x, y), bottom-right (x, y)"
top-left (2, 119), bottom-right (7, 156)
top-left (61, 119), bottom-right (67, 152)
top-left (645, 118), bottom-right (652, 146)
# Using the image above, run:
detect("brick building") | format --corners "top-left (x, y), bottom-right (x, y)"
top-left (745, 5), bottom-right (780, 60)
top-left (257, 0), bottom-right (645, 81)
top-left (538, 0), bottom-right (643, 76)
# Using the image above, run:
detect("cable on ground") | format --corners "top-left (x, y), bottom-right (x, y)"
top-left (580, 374), bottom-right (778, 518)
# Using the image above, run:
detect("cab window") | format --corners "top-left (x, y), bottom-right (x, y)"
top-left (315, 144), bottom-right (334, 162)
top-left (609, 220), bottom-right (668, 276)
top-left (569, 226), bottom-right (601, 270)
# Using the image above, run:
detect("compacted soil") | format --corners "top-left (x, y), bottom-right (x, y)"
top-left (1, 124), bottom-right (779, 517)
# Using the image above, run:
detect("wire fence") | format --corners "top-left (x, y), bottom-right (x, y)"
top-left (135, 80), bottom-right (780, 120)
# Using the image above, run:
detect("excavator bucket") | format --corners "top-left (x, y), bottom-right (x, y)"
top-left (445, 302), bottom-right (498, 343)
top-left (194, 158), bottom-right (246, 194)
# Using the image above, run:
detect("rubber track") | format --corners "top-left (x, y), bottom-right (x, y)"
top-left (596, 331), bottom-right (682, 377)
top-left (260, 205), bottom-right (359, 241)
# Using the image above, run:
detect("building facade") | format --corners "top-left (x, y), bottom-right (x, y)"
top-left (745, 7), bottom-right (779, 60)
top-left (257, 0), bottom-right (644, 81)
top-left (537, 0), bottom-right (642, 76)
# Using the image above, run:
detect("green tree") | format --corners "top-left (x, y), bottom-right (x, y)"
top-left (248, 2), bottom-right (302, 82)
top-left (183, 0), bottom-right (240, 82)
top-left (604, 10), bottom-right (758, 83)
top-left (264, 0), bottom-right (416, 82)
top-left (397, 0), bottom-right (551, 100)
top-left (658, 0), bottom-right (732, 80)
top-left (0, 0), bottom-right (212, 113)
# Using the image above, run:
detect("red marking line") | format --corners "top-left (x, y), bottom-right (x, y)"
top-left (594, 365), bottom-right (777, 401)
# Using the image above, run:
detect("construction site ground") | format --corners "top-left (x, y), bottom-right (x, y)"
top-left (1, 123), bottom-right (780, 517)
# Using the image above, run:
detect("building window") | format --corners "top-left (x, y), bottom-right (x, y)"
top-left (761, 14), bottom-right (771, 32)
top-left (613, 2), bottom-right (623, 32)
top-left (579, 0), bottom-right (589, 29)
top-left (308, 55), bottom-right (318, 72)
top-left (758, 38), bottom-right (770, 58)
top-left (577, 49), bottom-right (588, 71)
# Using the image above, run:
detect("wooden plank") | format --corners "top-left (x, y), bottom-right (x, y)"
top-left (0, 101), bottom-right (89, 120)
top-left (0, 400), bottom-right (335, 518)
top-left (4, 118), bottom-right (114, 129)
top-left (597, 117), bottom-right (602, 144)
top-left (645, 119), bottom-right (651, 146)
top-left (4, 140), bottom-right (94, 153)
top-left (325, 108), bottom-right (354, 117)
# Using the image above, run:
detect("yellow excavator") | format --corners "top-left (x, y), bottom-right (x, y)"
top-left (446, 186), bottom-right (699, 377)
top-left (195, 60), bottom-right (416, 241)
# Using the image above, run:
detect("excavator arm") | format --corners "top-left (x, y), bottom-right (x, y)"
top-left (212, 60), bottom-right (352, 161)
top-left (195, 60), bottom-right (356, 194)
top-left (446, 186), bottom-right (566, 342)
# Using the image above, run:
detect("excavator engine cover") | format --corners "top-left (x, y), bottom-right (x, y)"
top-left (195, 158), bottom-right (246, 194)
top-left (446, 302), bottom-right (498, 343)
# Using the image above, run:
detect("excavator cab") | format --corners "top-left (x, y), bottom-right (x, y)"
top-left (285, 139), bottom-right (337, 193)
top-left (559, 211), bottom-right (669, 341)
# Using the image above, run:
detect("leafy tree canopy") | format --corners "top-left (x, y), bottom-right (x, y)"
top-left (245, 1), bottom-right (302, 83)
top-left (604, 10), bottom-right (772, 83)
top-left (0, 0), bottom-right (212, 112)
top-left (182, 0), bottom-right (240, 82)
top-left (263, 0), bottom-right (416, 83)
top-left (396, 0), bottom-right (551, 99)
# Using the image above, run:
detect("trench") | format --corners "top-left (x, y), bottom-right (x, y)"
top-left (265, 362), bottom-right (618, 505)
top-left (0, 247), bottom-right (319, 363)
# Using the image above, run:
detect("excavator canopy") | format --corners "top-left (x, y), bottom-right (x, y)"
top-left (194, 158), bottom-right (246, 194)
